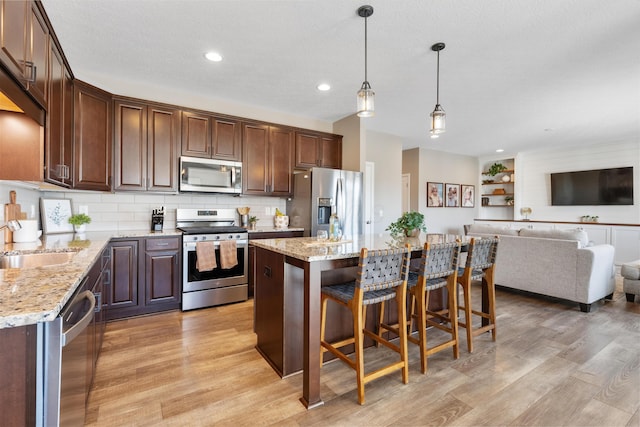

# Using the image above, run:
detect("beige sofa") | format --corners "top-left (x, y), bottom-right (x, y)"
top-left (467, 224), bottom-right (616, 312)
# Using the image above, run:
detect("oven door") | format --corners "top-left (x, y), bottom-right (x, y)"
top-left (183, 239), bottom-right (248, 292)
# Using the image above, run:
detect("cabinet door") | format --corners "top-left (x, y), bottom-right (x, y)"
top-left (295, 132), bottom-right (320, 169)
top-left (181, 111), bottom-right (210, 158)
top-left (269, 126), bottom-right (294, 196)
top-left (106, 240), bottom-right (139, 318)
top-left (612, 227), bottom-right (640, 265)
top-left (73, 81), bottom-right (112, 191)
top-left (0, 0), bottom-right (28, 83)
top-left (242, 122), bottom-right (269, 194)
top-left (144, 252), bottom-right (180, 306)
top-left (147, 106), bottom-right (180, 192)
top-left (114, 100), bottom-right (147, 190)
top-left (46, 42), bottom-right (69, 186)
top-left (26, 3), bottom-right (48, 107)
top-left (211, 116), bottom-right (241, 161)
top-left (319, 135), bottom-right (342, 169)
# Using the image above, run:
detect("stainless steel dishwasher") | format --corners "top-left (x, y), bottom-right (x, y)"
top-left (41, 278), bottom-right (96, 426)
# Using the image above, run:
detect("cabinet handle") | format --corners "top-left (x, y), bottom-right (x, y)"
top-left (21, 60), bottom-right (36, 82)
top-left (155, 242), bottom-right (169, 246)
top-left (263, 266), bottom-right (272, 278)
top-left (94, 292), bottom-right (102, 313)
top-left (103, 269), bottom-right (111, 285)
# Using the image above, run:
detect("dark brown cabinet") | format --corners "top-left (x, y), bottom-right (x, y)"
top-left (46, 41), bottom-right (73, 186)
top-left (243, 122), bottom-right (294, 196)
top-left (181, 110), bottom-right (241, 161)
top-left (73, 80), bottom-right (112, 191)
top-left (295, 131), bottom-right (342, 170)
top-left (248, 230), bottom-right (303, 298)
top-left (0, 1), bottom-right (48, 107)
top-left (143, 237), bottom-right (181, 307)
top-left (114, 98), bottom-right (180, 192)
top-left (107, 236), bottom-right (180, 320)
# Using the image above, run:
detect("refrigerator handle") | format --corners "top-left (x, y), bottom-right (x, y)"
top-left (336, 177), bottom-right (344, 226)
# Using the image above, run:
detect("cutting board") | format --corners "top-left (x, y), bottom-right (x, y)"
top-left (4, 190), bottom-right (27, 243)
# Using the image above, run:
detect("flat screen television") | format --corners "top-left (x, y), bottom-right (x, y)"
top-left (551, 167), bottom-right (634, 206)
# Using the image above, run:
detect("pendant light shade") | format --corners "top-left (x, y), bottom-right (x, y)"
top-left (430, 42), bottom-right (446, 138)
top-left (356, 5), bottom-right (374, 117)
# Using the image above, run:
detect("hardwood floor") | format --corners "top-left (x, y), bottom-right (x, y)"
top-left (86, 276), bottom-right (640, 426)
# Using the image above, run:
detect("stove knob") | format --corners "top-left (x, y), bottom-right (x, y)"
top-left (200, 236), bottom-right (207, 241)
top-left (215, 235), bottom-right (220, 240)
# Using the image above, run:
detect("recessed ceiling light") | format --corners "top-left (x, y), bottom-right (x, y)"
top-left (204, 51), bottom-right (223, 62)
top-left (496, 148), bottom-right (504, 153)
top-left (317, 83), bottom-right (331, 91)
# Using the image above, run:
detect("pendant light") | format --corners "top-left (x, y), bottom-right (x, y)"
top-left (430, 42), bottom-right (446, 138)
top-left (356, 5), bottom-right (374, 117)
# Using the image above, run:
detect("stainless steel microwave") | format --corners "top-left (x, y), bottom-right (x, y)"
top-left (179, 156), bottom-right (242, 194)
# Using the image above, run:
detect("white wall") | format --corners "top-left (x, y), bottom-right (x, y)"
top-left (403, 148), bottom-right (479, 235)
top-left (0, 181), bottom-right (286, 233)
top-left (365, 131), bottom-right (404, 233)
top-left (515, 141), bottom-right (639, 223)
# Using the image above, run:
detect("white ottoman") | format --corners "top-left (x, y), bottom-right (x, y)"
top-left (621, 260), bottom-right (640, 303)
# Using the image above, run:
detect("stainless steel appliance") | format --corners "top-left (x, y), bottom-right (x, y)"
top-left (41, 278), bottom-right (96, 426)
top-left (179, 156), bottom-right (242, 194)
top-left (177, 208), bottom-right (248, 310)
top-left (287, 167), bottom-right (364, 237)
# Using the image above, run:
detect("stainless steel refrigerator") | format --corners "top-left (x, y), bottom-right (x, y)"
top-left (287, 167), bottom-right (364, 238)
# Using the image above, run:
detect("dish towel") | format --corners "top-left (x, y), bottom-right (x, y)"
top-left (219, 240), bottom-right (238, 269)
top-left (196, 241), bottom-right (217, 271)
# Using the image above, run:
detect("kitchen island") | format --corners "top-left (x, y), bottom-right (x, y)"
top-left (251, 233), bottom-right (461, 409)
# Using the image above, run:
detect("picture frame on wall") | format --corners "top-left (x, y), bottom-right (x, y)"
top-left (461, 184), bottom-right (475, 208)
top-left (445, 183), bottom-right (460, 207)
top-left (40, 198), bottom-right (74, 234)
top-left (427, 182), bottom-right (444, 207)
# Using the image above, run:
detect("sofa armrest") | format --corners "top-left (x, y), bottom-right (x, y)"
top-left (576, 244), bottom-right (616, 303)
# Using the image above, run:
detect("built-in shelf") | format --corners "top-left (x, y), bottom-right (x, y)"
top-left (482, 193), bottom-right (514, 196)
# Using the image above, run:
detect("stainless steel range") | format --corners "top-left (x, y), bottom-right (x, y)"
top-left (177, 208), bottom-right (248, 311)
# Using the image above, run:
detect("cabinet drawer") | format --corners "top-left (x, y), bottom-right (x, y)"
top-left (146, 237), bottom-right (180, 251)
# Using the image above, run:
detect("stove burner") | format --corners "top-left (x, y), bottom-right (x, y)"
top-left (178, 226), bottom-right (247, 235)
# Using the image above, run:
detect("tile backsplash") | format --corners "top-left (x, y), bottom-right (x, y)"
top-left (0, 181), bottom-right (286, 232)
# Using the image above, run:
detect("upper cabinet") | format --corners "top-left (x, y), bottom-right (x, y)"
top-left (243, 123), bottom-right (294, 196)
top-left (114, 98), bottom-right (180, 192)
top-left (0, 1), bottom-right (48, 107)
top-left (295, 131), bottom-right (342, 170)
top-left (45, 40), bottom-right (73, 187)
top-left (73, 80), bottom-right (112, 191)
top-left (181, 110), bottom-right (241, 161)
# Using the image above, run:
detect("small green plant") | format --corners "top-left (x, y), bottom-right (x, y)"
top-left (68, 213), bottom-right (91, 226)
top-left (249, 216), bottom-right (258, 223)
top-left (486, 162), bottom-right (508, 176)
top-left (386, 211), bottom-right (427, 238)
top-left (504, 196), bottom-right (514, 205)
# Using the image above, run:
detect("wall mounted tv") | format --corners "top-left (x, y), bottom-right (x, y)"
top-left (551, 167), bottom-right (634, 206)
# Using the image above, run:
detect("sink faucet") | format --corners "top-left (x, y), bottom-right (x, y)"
top-left (0, 219), bottom-right (21, 232)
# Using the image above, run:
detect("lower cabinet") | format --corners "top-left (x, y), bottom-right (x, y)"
top-left (248, 230), bottom-right (303, 297)
top-left (106, 236), bottom-right (181, 320)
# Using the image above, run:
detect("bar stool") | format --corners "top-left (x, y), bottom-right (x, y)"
top-left (319, 246), bottom-right (411, 405)
top-left (457, 237), bottom-right (500, 353)
top-left (379, 241), bottom-right (462, 374)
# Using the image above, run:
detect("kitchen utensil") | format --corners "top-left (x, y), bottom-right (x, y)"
top-left (151, 207), bottom-right (165, 231)
top-left (4, 191), bottom-right (26, 243)
top-left (237, 207), bottom-right (250, 215)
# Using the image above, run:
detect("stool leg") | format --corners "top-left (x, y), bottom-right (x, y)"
top-left (486, 268), bottom-right (497, 341)
top-left (448, 276), bottom-right (460, 360)
top-left (352, 297), bottom-right (366, 405)
top-left (319, 295), bottom-right (329, 368)
top-left (396, 284), bottom-right (409, 384)
top-left (460, 277), bottom-right (474, 353)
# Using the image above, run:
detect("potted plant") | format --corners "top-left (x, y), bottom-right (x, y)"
top-left (248, 216), bottom-right (259, 230)
top-left (504, 195), bottom-right (514, 206)
top-left (386, 211), bottom-right (427, 238)
top-left (486, 162), bottom-right (508, 176)
top-left (68, 213), bottom-right (91, 233)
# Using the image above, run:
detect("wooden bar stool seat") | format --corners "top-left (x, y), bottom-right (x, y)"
top-left (320, 246), bottom-right (411, 405)
top-left (457, 237), bottom-right (500, 353)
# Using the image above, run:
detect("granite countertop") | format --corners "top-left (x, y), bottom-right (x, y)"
top-left (248, 226), bottom-right (304, 234)
top-left (0, 229), bottom-right (181, 329)
top-left (250, 233), bottom-right (464, 262)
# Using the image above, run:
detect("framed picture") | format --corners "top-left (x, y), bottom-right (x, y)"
top-left (445, 183), bottom-right (460, 207)
top-left (461, 184), bottom-right (475, 208)
top-left (427, 182), bottom-right (443, 207)
top-left (40, 198), bottom-right (74, 234)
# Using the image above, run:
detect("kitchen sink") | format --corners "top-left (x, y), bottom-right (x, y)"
top-left (0, 251), bottom-right (77, 269)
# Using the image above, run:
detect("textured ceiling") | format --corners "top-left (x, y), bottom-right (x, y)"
top-left (41, 0), bottom-right (640, 157)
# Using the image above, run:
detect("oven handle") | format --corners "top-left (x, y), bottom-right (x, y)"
top-left (184, 239), bottom-right (248, 250)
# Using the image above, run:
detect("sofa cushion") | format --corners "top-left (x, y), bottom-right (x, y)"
top-left (468, 224), bottom-right (520, 236)
top-left (518, 228), bottom-right (589, 247)
top-left (621, 260), bottom-right (640, 280)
